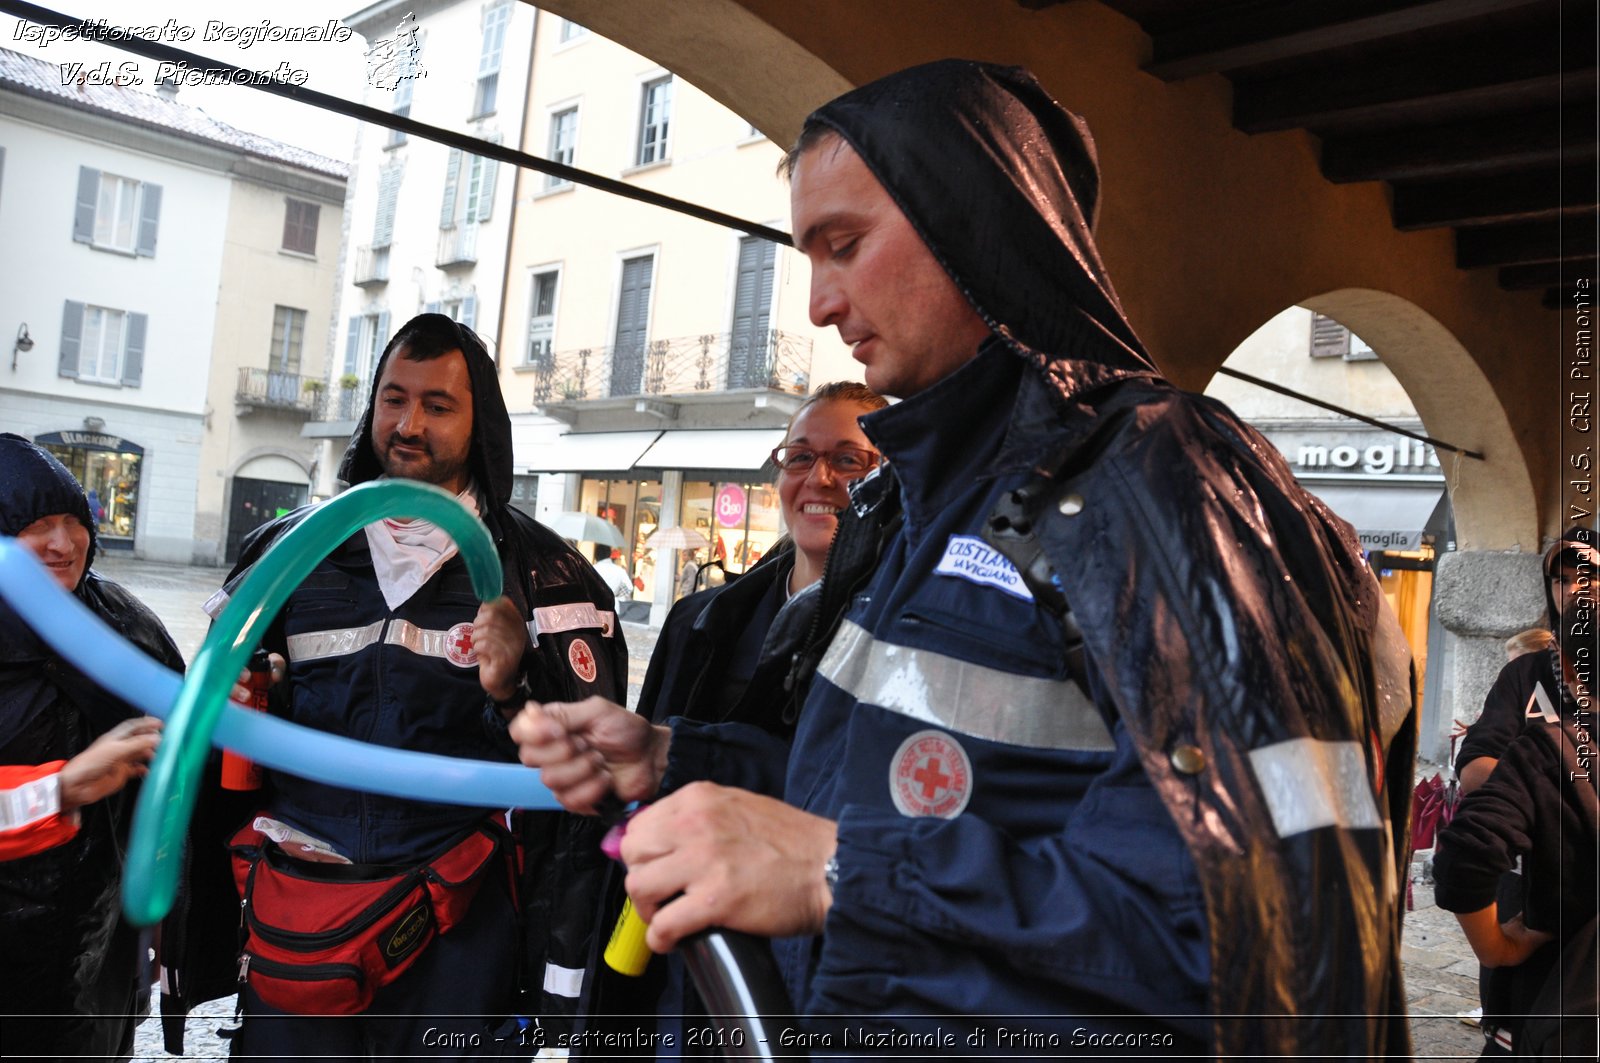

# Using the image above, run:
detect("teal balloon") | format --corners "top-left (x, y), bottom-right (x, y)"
top-left (122, 480), bottom-right (505, 926)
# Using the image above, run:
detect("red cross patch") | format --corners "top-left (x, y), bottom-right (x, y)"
top-left (890, 730), bottom-right (972, 819)
top-left (568, 638), bottom-right (598, 684)
top-left (445, 622), bottom-right (477, 667)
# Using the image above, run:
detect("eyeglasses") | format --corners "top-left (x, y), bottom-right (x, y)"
top-left (769, 445), bottom-right (882, 477)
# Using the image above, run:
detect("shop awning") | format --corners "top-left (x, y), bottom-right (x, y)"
top-left (1301, 482), bottom-right (1447, 553)
top-left (522, 431), bottom-right (661, 473)
top-left (635, 429), bottom-right (786, 471)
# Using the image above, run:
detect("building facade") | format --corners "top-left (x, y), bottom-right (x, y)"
top-left (499, 13), bottom-right (854, 621)
top-left (310, 4), bottom-right (855, 622)
top-left (309, 0), bottom-right (537, 495)
top-left (0, 47), bottom-right (347, 563)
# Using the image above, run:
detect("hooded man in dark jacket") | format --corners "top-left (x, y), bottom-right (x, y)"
top-left (514, 61), bottom-right (1415, 1057)
top-left (166, 315), bottom-right (626, 1057)
top-left (0, 432), bottom-right (181, 1060)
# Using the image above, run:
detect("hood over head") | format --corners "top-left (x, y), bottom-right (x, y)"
top-left (338, 314), bottom-right (513, 509)
top-left (0, 431), bottom-right (97, 581)
top-left (803, 59), bottom-right (1157, 394)
top-left (1544, 525), bottom-right (1599, 628)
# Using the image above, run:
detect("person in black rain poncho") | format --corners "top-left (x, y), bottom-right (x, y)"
top-left (514, 60), bottom-right (1416, 1058)
top-left (0, 433), bottom-right (180, 1060)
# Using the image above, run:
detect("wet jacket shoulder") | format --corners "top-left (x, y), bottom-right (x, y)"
top-left (1019, 368), bottom-right (1415, 1055)
top-left (637, 544), bottom-right (794, 731)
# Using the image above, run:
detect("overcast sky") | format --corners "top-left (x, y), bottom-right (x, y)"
top-left (1, 0), bottom-right (370, 159)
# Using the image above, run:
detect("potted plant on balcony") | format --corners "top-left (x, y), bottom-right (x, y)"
top-left (302, 378), bottom-right (326, 394)
top-left (339, 373), bottom-right (361, 391)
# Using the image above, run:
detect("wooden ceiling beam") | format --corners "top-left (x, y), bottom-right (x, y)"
top-left (1499, 261), bottom-right (1595, 290)
top-left (1231, 19), bottom-right (1589, 134)
top-left (1145, 0), bottom-right (1547, 81)
top-left (1392, 165), bottom-right (1594, 229)
top-left (1456, 217), bottom-right (1599, 269)
top-left (1320, 106), bottom-right (1595, 182)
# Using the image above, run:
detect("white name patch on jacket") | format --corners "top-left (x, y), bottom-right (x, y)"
top-left (933, 535), bottom-right (1033, 601)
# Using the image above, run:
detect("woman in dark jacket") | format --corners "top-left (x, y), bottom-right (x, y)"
top-left (583, 382), bottom-right (884, 1057)
top-left (637, 381), bottom-right (887, 736)
top-left (0, 433), bottom-right (182, 1060)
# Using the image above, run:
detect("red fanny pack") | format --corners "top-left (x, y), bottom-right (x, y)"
top-left (229, 820), bottom-right (506, 1015)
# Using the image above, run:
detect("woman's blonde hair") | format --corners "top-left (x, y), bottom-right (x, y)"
top-left (784, 381), bottom-right (888, 443)
top-left (1505, 627), bottom-right (1554, 660)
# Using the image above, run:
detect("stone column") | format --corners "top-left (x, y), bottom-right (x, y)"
top-left (650, 470), bottom-right (685, 627)
top-left (1421, 550), bottom-right (1545, 764)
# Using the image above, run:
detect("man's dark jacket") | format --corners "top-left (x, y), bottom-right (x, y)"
top-left (158, 319), bottom-right (626, 1048)
top-left (775, 61), bottom-right (1416, 1057)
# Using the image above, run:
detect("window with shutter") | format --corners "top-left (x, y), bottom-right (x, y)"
top-left (636, 77), bottom-right (673, 166)
top-left (76, 169), bottom-right (160, 255)
top-left (439, 149), bottom-right (462, 229)
top-left (77, 305), bottom-right (127, 384)
top-left (546, 108), bottom-right (577, 190)
top-left (1309, 313), bottom-right (1351, 359)
top-left (527, 269), bottom-right (560, 366)
top-left (271, 307), bottom-right (307, 374)
top-left (373, 166), bottom-right (402, 248)
top-left (609, 255), bottom-right (654, 396)
top-left (473, 2), bottom-right (510, 118)
top-left (728, 237), bottom-right (777, 388)
top-left (282, 199), bottom-right (319, 254)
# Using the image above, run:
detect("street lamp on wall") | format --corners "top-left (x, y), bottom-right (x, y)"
top-left (11, 323), bottom-right (33, 371)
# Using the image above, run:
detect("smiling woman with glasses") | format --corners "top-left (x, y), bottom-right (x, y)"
top-left (769, 443), bottom-right (882, 477)
top-left (562, 381), bottom-right (886, 1054)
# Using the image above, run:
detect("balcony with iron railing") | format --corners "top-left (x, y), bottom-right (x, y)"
top-left (235, 367), bottom-right (320, 416)
top-left (353, 244), bottom-right (390, 287)
top-left (527, 330), bottom-right (812, 405)
top-left (436, 223), bottom-right (478, 269)
top-left (310, 380), bottom-right (368, 423)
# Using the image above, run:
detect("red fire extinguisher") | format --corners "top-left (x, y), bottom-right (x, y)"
top-left (220, 648), bottom-right (272, 791)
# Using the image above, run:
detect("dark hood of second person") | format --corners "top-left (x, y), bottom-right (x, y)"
top-left (0, 431), bottom-right (98, 580)
top-left (337, 314), bottom-right (514, 511)
top-left (805, 58), bottom-right (1158, 398)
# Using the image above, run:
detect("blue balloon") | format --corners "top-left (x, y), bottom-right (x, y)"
top-left (0, 487), bottom-right (563, 927)
top-left (0, 540), bottom-right (556, 812)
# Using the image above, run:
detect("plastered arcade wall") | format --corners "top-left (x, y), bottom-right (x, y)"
top-left (536, 0), bottom-right (1565, 555)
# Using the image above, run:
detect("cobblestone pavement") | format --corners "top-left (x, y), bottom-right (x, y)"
top-left (84, 558), bottom-right (1486, 1059)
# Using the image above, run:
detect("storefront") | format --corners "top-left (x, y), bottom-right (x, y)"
top-left (34, 429), bottom-right (144, 551)
top-left (526, 427), bottom-right (787, 620)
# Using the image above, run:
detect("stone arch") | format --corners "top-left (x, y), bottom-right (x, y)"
top-left (226, 447), bottom-right (313, 482)
top-left (1231, 288), bottom-right (1537, 555)
top-left (534, 0), bottom-right (851, 145)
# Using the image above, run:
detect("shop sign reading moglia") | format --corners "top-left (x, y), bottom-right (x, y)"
top-left (1272, 430), bottom-right (1439, 477)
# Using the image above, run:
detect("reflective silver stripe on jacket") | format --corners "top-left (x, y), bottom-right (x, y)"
top-left (1248, 737), bottom-right (1382, 837)
top-left (816, 619), bottom-right (1115, 751)
top-left (0, 772), bottom-right (61, 831)
top-left (532, 604), bottom-right (614, 639)
top-left (385, 619), bottom-right (475, 665)
top-left (285, 620), bottom-right (385, 662)
top-left (542, 961), bottom-right (585, 999)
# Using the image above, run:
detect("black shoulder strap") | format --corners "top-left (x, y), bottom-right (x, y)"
top-left (981, 449), bottom-right (1090, 695)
